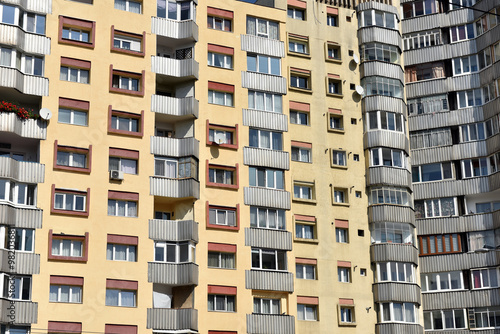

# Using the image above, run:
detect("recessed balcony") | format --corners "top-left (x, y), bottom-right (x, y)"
top-left (152, 56), bottom-right (199, 80)
top-left (147, 308), bottom-right (198, 331)
top-left (0, 67), bottom-right (49, 96)
top-left (150, 177), bottom-right (200, 199)
top-left (150, 136), bottom-right (199, 158)
top-left (151, 17), bottom-right (198, 42)
top-left (151, 95), bottom-right (198, 119)
top-left (0, 156), bottom-right (45, 183)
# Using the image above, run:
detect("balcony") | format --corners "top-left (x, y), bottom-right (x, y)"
top-left (150, 177), bottom-right (199, 199)
top-left (376, 323), bottom-right (422, 334)
top-left (246, 314), bottom-right (295, 334)
top-left (0, 113), bottom-right (47, 139)
top-left (0, 299), bottom-right (37, 325)
top-left (244, 228), bottom-right (292, 251)
top-left (416, 211), bottom-right (499, 235)
top-left (149, 219), bottom-right (198, 242)
top-left (420, 251), bottom-right (499, 273)
top-left (364, 130), bottom-right (409, 152)
top-left (5, 0), bottom-right (52, 13)
top-left (242, 72), bottom-right (287, 94)
top-left (370, 243), bottom-right (418, 265)
top-left (358, 26), bottom-right (402, 49)
top-left (151, 95), bottom-right (198, 119)
top-left (150, 136), bottom-right (199, 158)
top-left (0, 157), bottom-right (44, 183)
top-left (0, 67), bottom-right (49, 96)
top-left (422, 287), bottom-right (500, 309)
top-left (148, 262), bottom-right (198, 285)
top-left (151, 17), bottom-right (198, 41)
top-left (241, 34), bottom-right (285, 58)
top-left (243, 147), bottom-right (289, 170)
top-left (147, 308), bottom-right (198, 331)
top-left (152, 57), bottom-right (199, 80)
top-left (373, 282), bottom-right (421, 304)
top-left (362, 95), bottom-right (406, 114)
top-left (368, 205), bottom-right (415, 225)
top-left (243, 109), bottom-right (288, 132)
top-left (0, 24), bottom-right (50, 55)
top-left (244, 187), bottom-right (291, 210)
top-left (0, 204), bottom-right (42, 228)
top-left (245, 270), bottom-right (293, 292)
top-left (0, 249), bottom-right (40, 275)
top-left (360, 61), bottom-right (404, 83)
top-left (367, 167), bottom-right (411, 188)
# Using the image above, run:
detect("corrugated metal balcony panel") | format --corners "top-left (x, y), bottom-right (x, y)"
top-left (406, 74), bottom-right (480, 100)
top-left (402, 9), bottom-right (473, 35)
top-left (416, 211), bottom-right (500, 235)
top-left (363, 131), bottom-right (410, 152)
top-left (151, 17), bottom-right (198, 41)
top-left (0, 204), bottom-right (42, 228)
top-left (150, 136), bottom-right (199, 158)
top-left (376, 323), bottom-right (423, 334)
top-left (362, 95), bottom-right (407, 114)
top-left (147, 308), bottom-right (198, 330)
top-left (367, 167), bottom-right (412, 188)
top-left (242, 109), bottom-right (288, 132)
top-left (479, 58), bottom-right (500, 85)
top-left (0, 67), bottom-right (49, 96)
top-left (149, 219), bottom-right (198, 242)
top-left (404, 41), bottom-right (476, 67)
top-left (246, 314), bottom-right (295, 334)
top-left (413, 177), bottom-right (495, 200)
top-left (357, 1), bottom-right (400, 17)
top-left (0, 249), bottom-right (40, 274)
top-left (243, 147), bottom-right (289, 170)
top-left (0, 299), bottom-right (37, 324)
top-left (358, 27), bottom-right (402, 49)
top-left (151, 56), bottom-right (199, 79)
top-left (476, 24), bottom-right (500, 51)
top-left (150, 177), bottom-right (200, 199)
top-left (370, 243), bottom-right (419, 265)
top-left (411, 141), bottom-right (491, 165)
top-left (368, 205), bottom-right (415, 225)
top-left (2, 0), bottom-right (52, 13)
top-left (0, 157), bottom-right (44, 183)
top-left (240, 34), bottom-right (285, 58)
top-left (0, 113), bottom-right (47, 139)
top-left (408, 107), bottom-right (484, 132)
top-left (360, 61), bottom-right (404, 83)
top-left (147, 262), bottom-right (198, 285)
top-left (483, 98), bottom-right (500, 120)
top-left (473, 0), bottom-right (499, 19)
top-left (151, 95), bottom-right (199, 118)
top-left (419, 252), bottom-right (499, 273)
top-left (241, 72), bottom-right (287, 95)
top-left (243, 187), bottom-right (291, 210)
top-left (0, 24), bottom-right (51, 55)
top-left (244, 228), bottom-right (292, 251)
top-left (422, 288), bottom-right (500, 310)
top-left (373, 283), bottom-right (421, 304)
top-left (245, 270), bottom-right (294, 292)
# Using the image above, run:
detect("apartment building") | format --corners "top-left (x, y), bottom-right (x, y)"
top-left (403, 0), bottom-right (500, 332)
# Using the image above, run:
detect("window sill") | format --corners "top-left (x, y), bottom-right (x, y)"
top-left (109, 87), bottom-right (144, 97)
top-left (207, 141), bottom-right (238, 150)
top-left (326, 58), bottom-right (342, 64)
top-left (339, 322), bottom-right (356, 327)
top-left (51, 208), bottom-right (89, 217)
top-left (208, 65), bottom-right (234, 71)
top-left (111, 47), bottom-right (145, 57)
top-left (294, 237), bottom-right (319, 244)
top-left (331, 164), bottom-right (348, 170)
top-left (288, 51), bottom-right (311, 59)
top-left (291, 160), bottom-right (312, 164)
top-left (292, 197), bottom-right (317, 204)
top-left (289, 86), bottom-right (312, 94)
top-left (54, 165), bottom-right (91, 174)
top-left (327, 93), bottom-right (343, 98)
top-left (332, 202), bottom-right (350, 207)
top-left (206, 182), bottom-right (239, 190)
top-left (48, 255), bottom-right (87, 262)
top-left (59, 38), bottom-right (95, 49)
top-left (206, 223), bottom-right (239, 231)
top-left (328, 128), bottom-right (345, 134)
top-left (108, 128), bottom-right (143, 138)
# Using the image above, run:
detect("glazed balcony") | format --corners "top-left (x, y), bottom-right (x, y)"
top-left (0, 24), bottom-right (50, 55)
top-left (243, 147), bottom-right (289, 170)
top-left (151, 95), bottom-right (198, 119)
top-left (0, 113), bottom-right (47, 139)
top-left (151, 17), bottom-right (198, 42)
top-left (149, 219), bottom-right (198, 242)
top-left (152, 56), bottom-right (199, 80)
top-left (150, 177), bottom-right (199, 199)
top-left (147, 308), bottom-right (198, 331)
top-left (0, 67), bottom-right (48, 96)
top-left (0, 156), bottom-right (44, 183)
top-left (247, 314), bottom-right (295, 334)
top-left (245, 270), bottom-right (294, 292)
top-left (0, 249), bottom-right (40, 275)
top-left (0, 299), bottom-right (37, 325)
top-left (150, 136), bottom-right (199, 158)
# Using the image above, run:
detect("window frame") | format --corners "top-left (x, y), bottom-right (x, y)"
top-left (368, 186), bottom-right (410, 206)
top-left (115, 0), bottom-right (142, 14)
top-left (331, 150), bottom-right (347, 167)
top-left (208, 51), bottom-right (233, 69)
top-left (207, 162), bottom-right (238, 189)
top-left (247, 53), bottom-right (281, 76)
top-left (109, 65), bottom-right (144, 96)
top-left (108, 108), bottom-right (144, 137)
top-left (326, 42), bottom-right (341, 62)
top-left (296, 263), bottom-right (316, 280)
top-left (333, 188), bottom-right (348, 205)
top-left (207, 203), bottom-right (239, 231)
top-left (207, 122), bottom-right (238, 149)
top-left (418, 233), bottom-right (462, 256)
top-left (207, 7), bottom-right (233, 32)
top-left (1, 274), bottom-right (31, 301)
top-left (376, 262), bottom-right (416, 283)
top-left (421, 271), bottom-right (464, 292)
top-left (49, 283), bottom-right (83, 304)
top-left (208, 250), bottom-right (236, 269)
top-left (107, 191), bottom-right (138, 218)
top-left (290, 68), bottom-right (311, 91)
top-left (59, 16), bottom-right (95, 49)
top-left (253, 297), bottom-right (281, 314)
top-left (338, 267), bottom-right (351, 283)
top-left (291, 143), bottom-right (311, 163)
top-left (51, 185), bottom-right (89, 217)
top-left (106, 243), bottom-right (137, 262)
top-left (412, 162), bottom-right (453, 183)
top-left (246, 16), bottom-right (279, 40)
top-left (297, 303), bottom-right (318, 321)
top-left (48, 230), bottom-right (89, 262)
top-left (366, 110), bottom-right (405, 133)
top-left (58, 97), bottom-right (89, 127)
top-left (248, 90), bottom-right (283, 113)
top-left (54, 140), bottom-right (91, 173)
top-left (288, 34), bottom-right (309, 56)
top-left (336, 227), bottom-right (349, 243)
top-left (105, 288), bottom-right (137, 308)
top-left (154, 240), bottom-right (196, 263)
top-left (327, 76), bottom-right (342, 96)
top-left (288, 6), bottom-right (305, 20)
top-left (424, 309), bottom-right (467, 330)
top-left (250, 206), bottom-right (286, 230)
top-left (293, 182), bottom-right (314, 201)
top-left (0, 179), bottom-right (36, 207)
top-left (369, 147), bottom-right (407, 169)
top-left (290, 110), bottom-right (309, 125)
top-left (208, 294), bottom-right (236, 312)
top-left (59, 57), bottom-right (90, 84)
top-left (379, 302), bottom-right (418, 323)
top-left (249, 129), bottom-right (283, 151)
top-left (111, 27), bottom-right (145, 56)
top-left (251, 248), bottom-right (287, 271)
top-left (450, 23), bottom-right (475, 43)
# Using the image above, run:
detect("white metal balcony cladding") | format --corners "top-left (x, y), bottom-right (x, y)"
top-left (0, 67), bottom-right (49, 96)
top-left (413, 175), bottom-right (500, 200)
top-left (368, 205), bottom-right (415, 225)
top-left (408, 107), bottom-right (484, 132)
top-left (357, 1), bottom-right (400, 18)
top-left (147, 308), bottom-right (198, 331)
top-left (367, 167), bottom-right (412, 188)
top-left (242, 109), bottom-right (288, 132)
top-left (479, 59), bottom-right (500, 85)
top-left (244, 228), bottom-right (292, 251)
top-left (246, 314), bottom-right (295, 334)
top-left (0, 112), bottom-right (47, 139)
top-left (402, 9), bottom-right (473, 35)
top-left (149, 219), bottom-right (198, 242)
top-left (244, 187), bottom-right (291, 210)
top-left (360, 62), bottom-right (404, 83)
top-left (0, 204), bottom-right (42, 228)
top-left (358, 27), bottom-right (402, 49)
top-left (151, 56), bottom-right (199, 79)
top-left (0, 249), bottom-right (40, 274)
top-left (419, 252), bottom-right (499, 273)
top-left (150, 177), bottom-right (200, 199)
top-left (476, 23), bottom-right (500, 51)
top-left (2, 0), bottom-right (52, 13)
top-left (151, 17), bottom-right (198, 41)
top-left (416, 211), bottom-right (499, 235)
top-left (422, 288), bottom-right (500, 310)
top-left (243, 147), bottom-right (290, 170)
top-left (240, 34), bottom-right (285, 58)
top-left (0, 24), bottom-right (51, 55)
top-left (241, 72), bottom-right (287, 95)
top-left (147, 262), bottom-right (198, 285)
top-left (404, 41), bottom-right (476, 67)
top-left (0, 299), bottom-right (38, 324)
top-left (406, 74), bottom-right (481, 99)
top-left (151, 95), bottom-right (199, 118)
top-left (373, 282), bottom-right (421, 304)
top-left (362, 95), bottom-right (407, 114)
top-left (0, 157), bottom-right (44, 183)
top-left (245, 270), bottom-right (294, 292)
top-left (376, 323), bottom-right (423, 334)
top-left (370, 243), bottom-right (419, 264)
top-left (150, 136), bottom-right (199, 158)
top-left (364, 131), bottom-right (410, 152)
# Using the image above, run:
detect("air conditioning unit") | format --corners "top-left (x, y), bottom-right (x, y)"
top-left (110, 170), bottom-right (124, 180)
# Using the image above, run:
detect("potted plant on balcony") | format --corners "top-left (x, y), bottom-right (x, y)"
top-left (0, 101), bottom-right (38, 120)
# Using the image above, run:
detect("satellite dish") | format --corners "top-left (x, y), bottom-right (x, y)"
top-left (214, 132), bottom-right (226, 145)
top-left (352, 54), bottom-right (360, 64)
top-left (39, 108), bottom-right (52, 120)
top-left (355, 85), bottom-right (365, 96)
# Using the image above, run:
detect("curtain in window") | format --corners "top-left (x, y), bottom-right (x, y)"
top-left (115, 200), bottom-right (125, 216)
top-left (222, 253), bottom-right (234, 268)
top-left (393, 303), bottom-right (403, 321)
top-left (1, 48), bottom-right (12, 67)
top-left (106, 244), bottom-right (113, 260)
top-left (258, 209), bottom-right (266, 228)
top-left (249, 129), bottom-right (258, 147)
top-left (121, 291), bottom-right (135, 307)
top-left (300, 149), bottom-right (309, 161)
top-left (305, 265), bottom-right (314, 279)
top-left (106, 289), bottom-right (119, 306)
top-left (60, 239), bottom-right (71, 256)
top-left (72, 241), bottom-right (82, 257)
top-left (129, 1), bottom-right (141, 13)
top-left (215, 91), bottom-right (225, 105)
top-left (115, 0), bottom-right (126, 10)
top-left (253, 298), bottom-right (260, 313)
top-left (304, 226), bottom-right (313, 239)
top-left (227, 211), bottom-right (236, 226)
top-left (227, 296), bottom-right (235, 311)
top-left (262, 299), bottom-right (271, 314)
top-left (268, 210), bottom-right (276, 228)
top-left (269, 21), bottom-right (278, 39)
top-left (127, 201), bottom-right (137, 217)
top-left (216, 210), bottom-right (226, 225)
top-left (306, 306), bottom-right (315, 320)
top-left (108, 200), bottom-right (116, 215)
top-left (115, 244), bottom-right (127, 260)
top-left (49, 285), bottom-right (58, 301)
top-left (72, 287), bottom-right (82, 303)
top-left (247, 17), bottom-right (256, 35)
top-left (215, 295), bottom-right (226, 310)
top-left (277, 210), bottom-right (285, 229)
top-left (224, 170), bottom-right (232, 184)
top-left (208, 252), bottom-right (219, 267)
top-left (404, 303), bottom-right (415, 322)
top-left (208, 295), bottom-right (214, 310)
top-left (272, 133), bottom-right (281, 150)
top-left (59, 285), bottom-right (70, 302)
top-left (168, 1), bottom-right (177, 19)
top-left (209, 209), bottom-right (216, 225)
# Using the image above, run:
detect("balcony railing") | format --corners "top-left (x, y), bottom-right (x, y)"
top-left (246, 314), bottom-right (295, 334)
top-left (245, 270), bottom-right (293, 292)
top-left (244, 187), bottom-right (291, 210)
top-left (0, 299), bottom-right (38, 325)
top-left (242, 72), bottom-right (287, 94)
top-left (243, 147), bottom-right (289, 170)
top-left (244, 228), bottom-right (292, 251)
top-left (150, 177), bottom-right (200, 199)
top-left (151, 17), bottom-right (198, 41)
top-left (0, 67), bottom-right (49, 96)
top-left (0, 24), bottom-right (50, 55)
top-left (0, 112), bottom-right (47, 139)
top-left (149, 219), bottom-right (198, 242)
top-left (0, 157), bottom-right (44, 183)
top-left (6, 0), bottom-right (52, 13)
top-left (150, 136), bottom-right (199, 158)
top-left (148, 262), bottom-right (198, 285)
top-left (152, 56), bottom-right (199, 79)
top-left (241, 34), bottom-right (285, 58)
top-left (151, 95), bottom-right (198, 118)
top-left (0, 249), bottom-right (40, 275)
top-left (147, 308), bottom-right (198, 331)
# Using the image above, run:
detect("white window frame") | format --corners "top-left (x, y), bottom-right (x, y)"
top-left (369, 186), bottom-right (411, 206)
top-left (112, 75), bottom-right (139, 91)
top-left (51, 238), bottom-right (83, 257)
top-left (290, 110), bottom-right (309, 125)
top-left (249, 167), bottom-right (284, 190)
top-left (294, 184), bottom-right (313, 200)
top-left (452, 54), bottom-right (479, 76)
top-left (366, 111), bottom-right (404, 133)
top-left (338, 267), bottom-right (350, 283)
top-left (247, 53), bottom-right (281, 76)
top-left (250, 207), bottom-right (286, 230)
top-left (1, 274), bottom-right (31, 301)
top-left (370, 222), bottom-right (414, 245)
top-left (62, 27), bottom-right (90, 42)
top-left (424, 309), bottom-right (467, 330)
top-left (22, 55), bottom-right (44, 76)
top-left (208, 52), bottom-right (233, 69)
top-left (412, 162), bottom-right (453, 183)
top-left (462, 158), bottom-right (490, 178)
top-left (288, 7), bottom-right (305, 20)
top-left (379, 302), bottom-right (418, 323)
top-left (209, 207), bottom-right (236, 226)
top-left (115, 0), bottom-right (142, 13)
top-left (208, 251), bottom-right (235, 269)
top-left (296, 263), bottom-right (316, 280)
top-left (247, 17), bottom-right (279, 39)
top-left (340, 307), bottom-right (354, 323)
top-left (208, 167), bottom-right (234, 185)
top-left (248, 90), bottom-right (282, 113)
top-left (334, 189), bottom-right (346, 203)
top-left (457, 88), bottom-right (483, 108)
top-left (327, 14), bottom-right (338, 27)
top-left (109, 156), bottom-right (138, 175)
top-left (208, 294), bottom-right (236, 312)
top-left (403, 0), bottom-right (439, 18)
top-left (421, 271), bottom-right (464, 292)
top-left (370, 148), bottom-right (406, 168)
top-left (57, 151), bottom-right (87, 168)
top-left (0, 180), bottom-right (36, 207)
top-left (111, 114), bottom-right (139, 132)
top-left (253, 297), bottom-right (281, 314)
top-left (298, 304), bottom-right (318, 321)
top-left (60, 66), bottom-right (89, 84)
top-left (105, 288), bottom-right (136, 307)
top-left (107, 199), bottom-right (137, 217)
top-left (290, 74), bottom-right (309, 89)
top-left (251, 248), bottom-right (287, 271)
top-left (361, 76), bottom-right (403, 98)
top-left (58, 108), bottom-right (88, 126)
top-left (208, 90), bottom-right (233, 106)
top-left (54, 192), bottom-right (86, 211)
top-left (249, 129), bottom-right (283, 150)
top-left (158, 0), bottom-right (194, 21)
top-left (154, 241), bottom-right (196, 263)
top-left (377, 262), bottom-right (416, 283)
top-left (359, 9), bottom-right (396, 29)
top-left (474, 307), bottom-right (500, 328)
top-left (208, 15), bottom-right (231, 32)
top-left (50, 284), bottom-right (82, 303)
top-left (113, 34), bottom-right (142, 52)
top-left (289, 39), bottom-right (308, 54)
top-left (450, 23), bottom-right (475, 43)
top-left (0, 46), bottom-right (14, 68)
top-left (295, 222), bottom-right (315, 239)
top-left (332, 150), bottom-right (346, 166)
top-left (154, 157), bottom-right (178, 178)
top-left (208, 128), bottom-right (234, 145)
top-left (291, 146), bottom-right (311, 163)
top-left (336, 228), bottom-right (348, 243)
top-left (403, 30), bottom-right (442, 51)
top-left (450, 0), bottom-right (476, 10)
top-left (106, 243), bottom-right (137, 262)
top-left (8, 228), bottom-right (34, 252)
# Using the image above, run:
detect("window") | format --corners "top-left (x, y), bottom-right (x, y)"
top-left (296, 263), bottom-right (316, 279)
top-left (58, 107), bottom-right (87, 126)
top-left (421, 271), bottom-right (464, 292)
top-left (49, 231), bottom-right (88, 261)
top-left (450, 24), bottom-right (475, 43)
top-left (108, 200), bottom-right (137, 217)
top-left (328, 78), bottom-right (342, 95)
top-left (476, 201), bottom-right (500, 213)
top-left (450, 0), bottom-right (476, 10)
top-left (289, 36), bottom-right (308, 54)
top-left (419, 234), bottom-right (462, 255)
top-left (154, 156), bottom-right (198, 179)
top-left (60, 61), bottom-right (89, 84)
top-left (1, 274), bottom-right (31, 300)
top-left (112, 30), bottom-right (144, 55)
top-left (403, 0), bottom-right (440, 18)
top-left (403, 30), bottom-right (442, 51)
top-left (0, 4), bottom-right (16, 25)
top-left (290, 69), bottom-right (310, 90)
top-left (327, 44), bottom-right (341, 61)
top-left (296, 222), bottom-right (315, 240)
top-left (208, 90), bottom-right (233, 106)
top-left (358, 9), bottom-right (397, 29)
top-left (52, 188), bottom-right (88, 215)
top-left (208, 52), bottom-right (232, 69)
top-left (331, 150), bottom-right (346, 166)
top-left (246, 16), bottom-right (279, 39)
top-left (366, 111), bottom-right (404, 133)
top-left (380, 302), bottom-right (417, 323)
top-left (294, 183), bottom-right (313, 200)
top-left (412, 162), bottom-right (453, 183)
top-left (288, 7), bottom-right (305, 20)
top-left (338, 267), bottom-right (350, 283)
top-left (377, 262), bottom-right (415, 283)
top-left (291, 145), bottom-right (311, 163)
top-left (336, 228), bottom-right (348, 243)
top-left (333, 189), bottom-right (347, 204)
top-left (414, 197), bottom-right (456, 219)
top-left (370, 222), bottom-right (414, 245)
top-left (208, 294), bottom-right (235, 312)
top-left (468, 230), bottom-right (499, 251)
top-left (457, 89), bottom-right (484, 108)
top-left (0, 46), bottom-right (13, 68)
top-left (106, 288), bottom-right (136, 307)
top-left (249, 129), bottom-right (283, 150)
top-left (474, 307), bottom-right (500, 328)
top-left (115, 0), bottom-right (141, 13)
top-left (156, 0), bottom-right (193, 20)
top-left (298, 304), bottom-right (317, 321)
top-left (361, 76), bottom-right (403, 98)
top-left (462, 158), bottom-right (490, 178)
top-left (329, 113), bottom-right (343, 131)
top-left (208, 251), bottom-right (235, 269)
top-left (369, 187), bottom-right (411, 206)
top-left (154, 241), bottom-right (195, 263)
top-left (340, 307), bottom-right (354, 323)
top-left (59, 16), bottom-right (95, 48)
top-left (62, 28), bottom-right (89, 42)
top-left (55, 142), bottom-right (90, 172)
top-left (453, 55), bottom-right (478, 76)
top-left (250, 207), bottom-right (286, 230)
top-left (208, 124), bottom-right (237, 148)
top-left (370, 148), bottom-right (406, 168)
top-left (207, 8), bottom-right (232, 32)
top-left (360, 42), bottom-right (400, 64)
top-left (0, 326), bottom-right (29, 334)
top-left (0, 179), bottom-right (36, 206)
top-left (50, 284), bottom-right (82, 303)
top-left (112, 74), bottom-right (139, 91)
top-left (290, 110), bottom-right (309, 125)
top-left (408, 94), bottom-right (448, 115)
top-left (22, 11), bottom-right (46, 34)
top-left (424, 309), bottom-right (467, 330)
top-left (109, 157), bottom-right (137, 175)
top-left (109, 110), bottom-right (143, 136)
top-left (208, 206), bottom-right (237, 227)
top-left (251, 248), bottom-right (287, 271)
top-left (208, 164), bottom-right (237, 188)
top-left (250, 167), bottom-right (284, 189)
top-left (254, 298), bottom-right (280, 314)
top-left (107, 242), bottom-right (137, 262)
top-left (7, 228), bottom-right (34, 252)
top-left (23, 55), bottom-right (44, 76)
top-left (248, 91), bottom-right (282, 113)
top-left (247, 54), bottom-right (280, 76)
